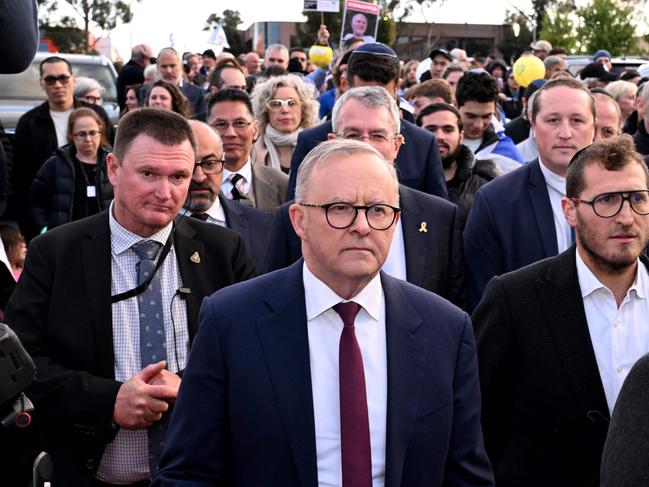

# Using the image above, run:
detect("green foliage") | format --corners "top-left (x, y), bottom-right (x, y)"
top-left (538, 1), bottom-right (577, 53)
top-left (41, 17), bottom-right (87, 53)
top-left (37, 0), bottom-right (136, 52)
top-left (576, 0), bottom-right (638, 55)
top-left (204, 9), bottom-right (246, 56)
top-left (531, 0), bottom-right (556, 37)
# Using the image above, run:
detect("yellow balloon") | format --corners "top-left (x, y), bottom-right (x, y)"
top-left (513, 55), bottom-right (546, 88)
top-left (309, 45), bottom-right (333, 68)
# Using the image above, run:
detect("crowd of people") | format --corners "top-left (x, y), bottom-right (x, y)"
top-left (3, 23), bottom-right (649, 487)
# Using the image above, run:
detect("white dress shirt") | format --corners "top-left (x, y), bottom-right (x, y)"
top-left (303, 263), bottom-right (387, 487)
top-left (201, 196), bottom-right (227, 227)
top-left (381, 218), bottom-right (407, 281)
top-left (576, 249), bottom-right (649, 413)
top-left (538, 158), bottom-right (573, 253)
top-left (222, 158), bottom-right (253, 196)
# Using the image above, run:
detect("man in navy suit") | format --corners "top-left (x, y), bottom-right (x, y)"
top-left (154, 139), bottom-right (493, 486)
top-left (286, 42), bottom-right (448, 200)
top-left (184, 120), bottom-right (271, 271)
top-left (141, 48), bottom-right (207, 119)
top-left (266, 86), bottom-right (466, 308)
top-left (464, 77), bottom-right (596, 309)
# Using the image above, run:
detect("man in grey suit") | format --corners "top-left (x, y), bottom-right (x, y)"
top-left (208, 89), bottom-right (288, 212)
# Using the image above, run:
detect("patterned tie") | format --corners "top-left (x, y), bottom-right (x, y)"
top-left (131, 240), bottom-right (167, 477)
top-left (227, 173), bottom-right (246, 200)
top-left (190, 212), bottom-right (209, 222)
top-left (333, 301), bottom-right (372, 487)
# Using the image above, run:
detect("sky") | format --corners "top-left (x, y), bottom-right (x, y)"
top-left (100, 0), bottom-right (518, 60)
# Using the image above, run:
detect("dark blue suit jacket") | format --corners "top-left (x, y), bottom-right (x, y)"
top-left (287, 119), bottom-right (448, 200)
top-left (463, 159), bottom-right (557, 309)
top-left (220, 194), bottom-right (272, 273)
top-left (264, 186), bottom-right (467, 308)
top-left (154, 261), bottom-right (493, 487)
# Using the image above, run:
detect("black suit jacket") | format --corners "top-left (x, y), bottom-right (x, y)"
top-left (140, 82), bottom-right (207, 120)
top-left (220, 193), bottom-right (272, 272)
top-left (264, 185), bottom-right (467, 308)
top-left (286, 119), bottom-right (448, 200)
top-left (5, 211), bottom-right (255, 486)
top-left (472, 246), bottom-right (649, 487)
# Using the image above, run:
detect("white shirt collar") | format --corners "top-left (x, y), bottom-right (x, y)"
top-left (109, 200), bottom-right (173, 255)
top-left (576, 247), bottom-right (647, 300)
top-left (538, 157), bottom-right (567, 196)
top-left (302, 262), bottom-right (382, 322)
top-left (223, 158), bottom-right (252, 184)
top-left (204, 195), bottom-right (226, 223)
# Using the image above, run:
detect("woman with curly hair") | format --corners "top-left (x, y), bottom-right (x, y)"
top-left (251, 74), bottom-right (319, 173)
top-left (145, 79), bottom-right (191, 118)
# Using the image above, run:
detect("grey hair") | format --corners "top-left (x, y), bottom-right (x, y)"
top-left (251, 74), bottom-right (319, 133)
top-left (605, 80), bottom-right (638, 103)
top-left (187, 119), bottom-right (223, 148)
top-left (157, 47), bottom-right (179, 62)
top-left (294, 138), bottom-right (398, 203)
top-left (543, 55), bottom-right (565, 71)
top-left (331, 86), bottom-right (401, 135)
top-left (73, 76), bottom-right (103, 97)
top-left (264, 43), bottom-right (288, 60)
top-left (143, 64), bottom-right (159, 83)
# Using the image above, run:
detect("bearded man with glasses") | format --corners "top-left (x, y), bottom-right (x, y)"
top-left (11, 55), bottom-right (114, 239)
top-left (473, 134), bottom-right (649, 487)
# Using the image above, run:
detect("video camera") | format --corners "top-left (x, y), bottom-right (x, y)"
top-left (0, 323), bottom-right (35, 431)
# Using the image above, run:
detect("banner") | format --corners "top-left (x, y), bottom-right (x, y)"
top-left (207, 24), bottom-right (230, 50)
top-left (303, 0), bottom-right (340, 12)
top-left (340, 0), bottom-right (380, 45)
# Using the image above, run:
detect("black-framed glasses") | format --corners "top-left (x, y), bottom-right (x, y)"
top-left (73, 130), bottom-right (100, 139)
top-left (573, 190), bottom-right (649, 218)
top-left (210, 119), bottom-right (253, 134)
top-left (299, 202), bottom-right (401, 230)
top-left (194, 154), bottom-right (225, 174)
top-left (42, 74), bottom-right (71, 85)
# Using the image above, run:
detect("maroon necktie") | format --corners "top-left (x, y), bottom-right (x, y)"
top-left (334, 301), bottom-right (372, 487)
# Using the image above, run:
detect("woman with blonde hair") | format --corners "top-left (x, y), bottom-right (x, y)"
top-left (251, 74), bottom-right (319, 173)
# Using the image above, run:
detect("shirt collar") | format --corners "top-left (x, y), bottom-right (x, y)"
top-left (109, 200), bottom-right (173, 256)
top-left (538, 157), bottom-right (567, 195)
top-left (302, 262), bottom-right (382, 322)
top-left (576, 247), bottom-right (647, 300)
top-left (223, 158), bottom-right (252, 184)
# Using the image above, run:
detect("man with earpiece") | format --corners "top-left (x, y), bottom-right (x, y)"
top-left (6, 108), bottom-right (255, 487)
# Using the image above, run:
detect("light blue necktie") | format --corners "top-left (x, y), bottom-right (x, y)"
top-left (131, 239), bottom-right (167, 477)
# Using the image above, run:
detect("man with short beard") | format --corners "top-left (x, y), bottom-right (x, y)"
top-left (473, 135), bottom-right (649, 487)
top-left (183, 120), bottom-right (271, 271)
top-left (417, 103), bottom-right (500, 227)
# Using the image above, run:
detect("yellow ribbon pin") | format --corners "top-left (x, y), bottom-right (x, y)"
top-left (419, 222), bottom-right (428, 233)
top-left (190, 251), bottom-right (201, 263)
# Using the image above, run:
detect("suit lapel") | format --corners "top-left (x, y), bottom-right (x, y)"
top-left (399, 187), bottom-right (431, 288)
top-left (220, 194), bottom-right (250, 250)
top-left (174, 220), bottom-right (207, 340)
top-left (381, 273), bottom-right (429, 487)
top-left (538, 247), bottom-right (609, 417)
top-left (528, 159), bottom-right (559, 257)
top-left (81, 212), bottom-right (114, 377)
top-left (256, 261), bottom-right (318, 487)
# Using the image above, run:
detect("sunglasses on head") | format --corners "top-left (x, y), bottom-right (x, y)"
top-left (42, 74), bottom-right (71, 86)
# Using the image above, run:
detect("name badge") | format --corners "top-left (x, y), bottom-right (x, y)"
top-left (87, 186), bottom-right (96, 197)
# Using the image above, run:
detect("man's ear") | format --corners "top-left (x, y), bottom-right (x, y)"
top-left (289, 203), bottom-right (307, 241)
top-left (562, 196), bottom-right (577, 229)
top-left (327, 132), bottom-right (336, 141)
top-left (106, 152), bottom-right (120, 187)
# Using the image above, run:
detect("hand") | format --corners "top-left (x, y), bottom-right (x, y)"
top-left (113, 361), bottom-right (178, 429)
top-left (317, 24), bottom-right (330, 45)
top-left (147, 368), bottom-right (181, 404)
top-left (497, 92), bottom-right (508, 102)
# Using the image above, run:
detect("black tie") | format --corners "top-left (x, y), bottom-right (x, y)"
top-left (230, 173), bottom-right (245, 200)
top-left (190, 213), bottom-right (209, 222)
